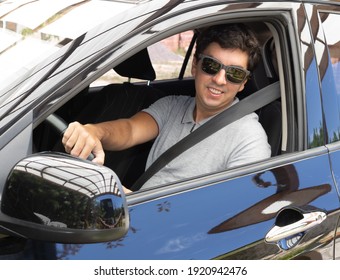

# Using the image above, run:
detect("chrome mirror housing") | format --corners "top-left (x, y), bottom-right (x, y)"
top-left (0, 152), bottom-right (129, 244)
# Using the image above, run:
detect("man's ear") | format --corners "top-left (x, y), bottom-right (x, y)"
top-left (238, 79), bottom-right (247, 92)
top-left (191, 56), bottom-right (198, 77)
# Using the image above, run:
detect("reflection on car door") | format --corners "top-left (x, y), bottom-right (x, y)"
top-left (315, 10), bottom-right (340, 259)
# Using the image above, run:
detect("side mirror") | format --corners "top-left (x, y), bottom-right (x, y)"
top-left (0, 152), bottom-right (129, 244)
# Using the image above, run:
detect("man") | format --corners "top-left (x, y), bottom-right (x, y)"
top-left (62, 23), bottom-right (271, 192)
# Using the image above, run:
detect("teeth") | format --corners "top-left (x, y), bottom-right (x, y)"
top-left (209, 87), bottom-right (223, 95)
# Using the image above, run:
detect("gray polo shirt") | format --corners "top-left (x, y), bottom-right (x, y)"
top-left (141, 95), bottom-right (271, 189)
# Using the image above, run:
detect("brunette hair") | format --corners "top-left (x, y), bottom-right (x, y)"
top-left (194, 23), bottom-right (261, 71)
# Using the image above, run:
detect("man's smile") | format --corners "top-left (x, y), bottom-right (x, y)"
top-left (208, 86), bottom-right (225, 96)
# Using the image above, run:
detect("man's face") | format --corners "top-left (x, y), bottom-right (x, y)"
top-left (192, 42), bottom-right (249, 120)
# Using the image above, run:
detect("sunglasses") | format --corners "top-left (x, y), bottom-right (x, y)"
top-left (199, 54), bottom-right (250, 84)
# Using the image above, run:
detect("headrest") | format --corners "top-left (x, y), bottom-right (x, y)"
top-left (238, 36), bottom-right (278, 100)
top-left (114, 48), bottom-right (156, 81)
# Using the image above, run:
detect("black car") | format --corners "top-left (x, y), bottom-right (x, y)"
top-left (0, 0), bottom-right (340, 260)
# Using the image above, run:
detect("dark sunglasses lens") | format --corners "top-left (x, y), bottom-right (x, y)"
top-left (226, 67), bottom-right (247, 83)
top-left (201, 57), bottom-right (221, 75)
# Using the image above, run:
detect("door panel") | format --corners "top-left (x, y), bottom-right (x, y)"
top-left (54, 151), bottom-right (339, 259)
top-left (325, 145), bottom-right (340, 260)
top-left (312, 8), bottom-right (340, 259)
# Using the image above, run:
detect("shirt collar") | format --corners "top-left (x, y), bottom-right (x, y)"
top-left (181, 97), bottom-right (196, 124)
top-left (181, 97), bottom-right (240, 125)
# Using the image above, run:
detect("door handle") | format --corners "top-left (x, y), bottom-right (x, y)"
top-left (265, 210), bottom-right (327, 244)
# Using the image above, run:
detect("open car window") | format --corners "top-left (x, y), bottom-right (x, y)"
top-left (33, 20), bottom-right (285, 192)
top-left (92, 30), bottom-right (195, 86)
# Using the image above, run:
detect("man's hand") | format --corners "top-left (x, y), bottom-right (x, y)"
top-left (62, 121), bottom-right (105, 165)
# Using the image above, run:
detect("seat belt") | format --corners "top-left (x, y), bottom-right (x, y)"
top-left (131, 81), bottom-right (280, 190)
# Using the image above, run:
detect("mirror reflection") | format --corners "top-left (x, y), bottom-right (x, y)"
top-left (1, 152), bottom-right (127, 231)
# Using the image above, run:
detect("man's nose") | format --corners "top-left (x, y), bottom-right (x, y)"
top-left (211, 69), bottom-right (227, 85)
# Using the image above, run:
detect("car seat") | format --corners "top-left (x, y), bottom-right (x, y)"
top-left (73, 48), bottom-right (166, 187)
top-left (257, 37), bottom-right (282, 156)
top-left (239, 36), bottom-right (282, 156)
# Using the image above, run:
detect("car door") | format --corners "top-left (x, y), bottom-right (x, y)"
top-left (311, 5), bottom-right (340, 259)
top-left (52, 2), bottom-right (340, 260)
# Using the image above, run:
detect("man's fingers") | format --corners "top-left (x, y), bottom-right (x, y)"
top-left (62, 122), bottom-right (79, 153)
top-left (92, 148), bottom-right (105, 165)
top-left (62, 122), bottom-right (105, 164)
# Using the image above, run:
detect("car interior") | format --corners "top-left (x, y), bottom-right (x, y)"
top-left (33, 22), bottom-right (282, 191)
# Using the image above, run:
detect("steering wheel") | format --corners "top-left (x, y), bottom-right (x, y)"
top-left (44, 114), bottom-right (94, 161)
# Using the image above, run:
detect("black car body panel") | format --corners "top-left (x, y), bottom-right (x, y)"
top-left (55, 154), bottom-right (339, 260)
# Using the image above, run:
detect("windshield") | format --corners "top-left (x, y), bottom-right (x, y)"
top-left (0, 0), bottom-right (142, 92)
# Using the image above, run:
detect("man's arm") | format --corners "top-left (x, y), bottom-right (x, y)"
top-left (62, 111), bottom-right (159, 165)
